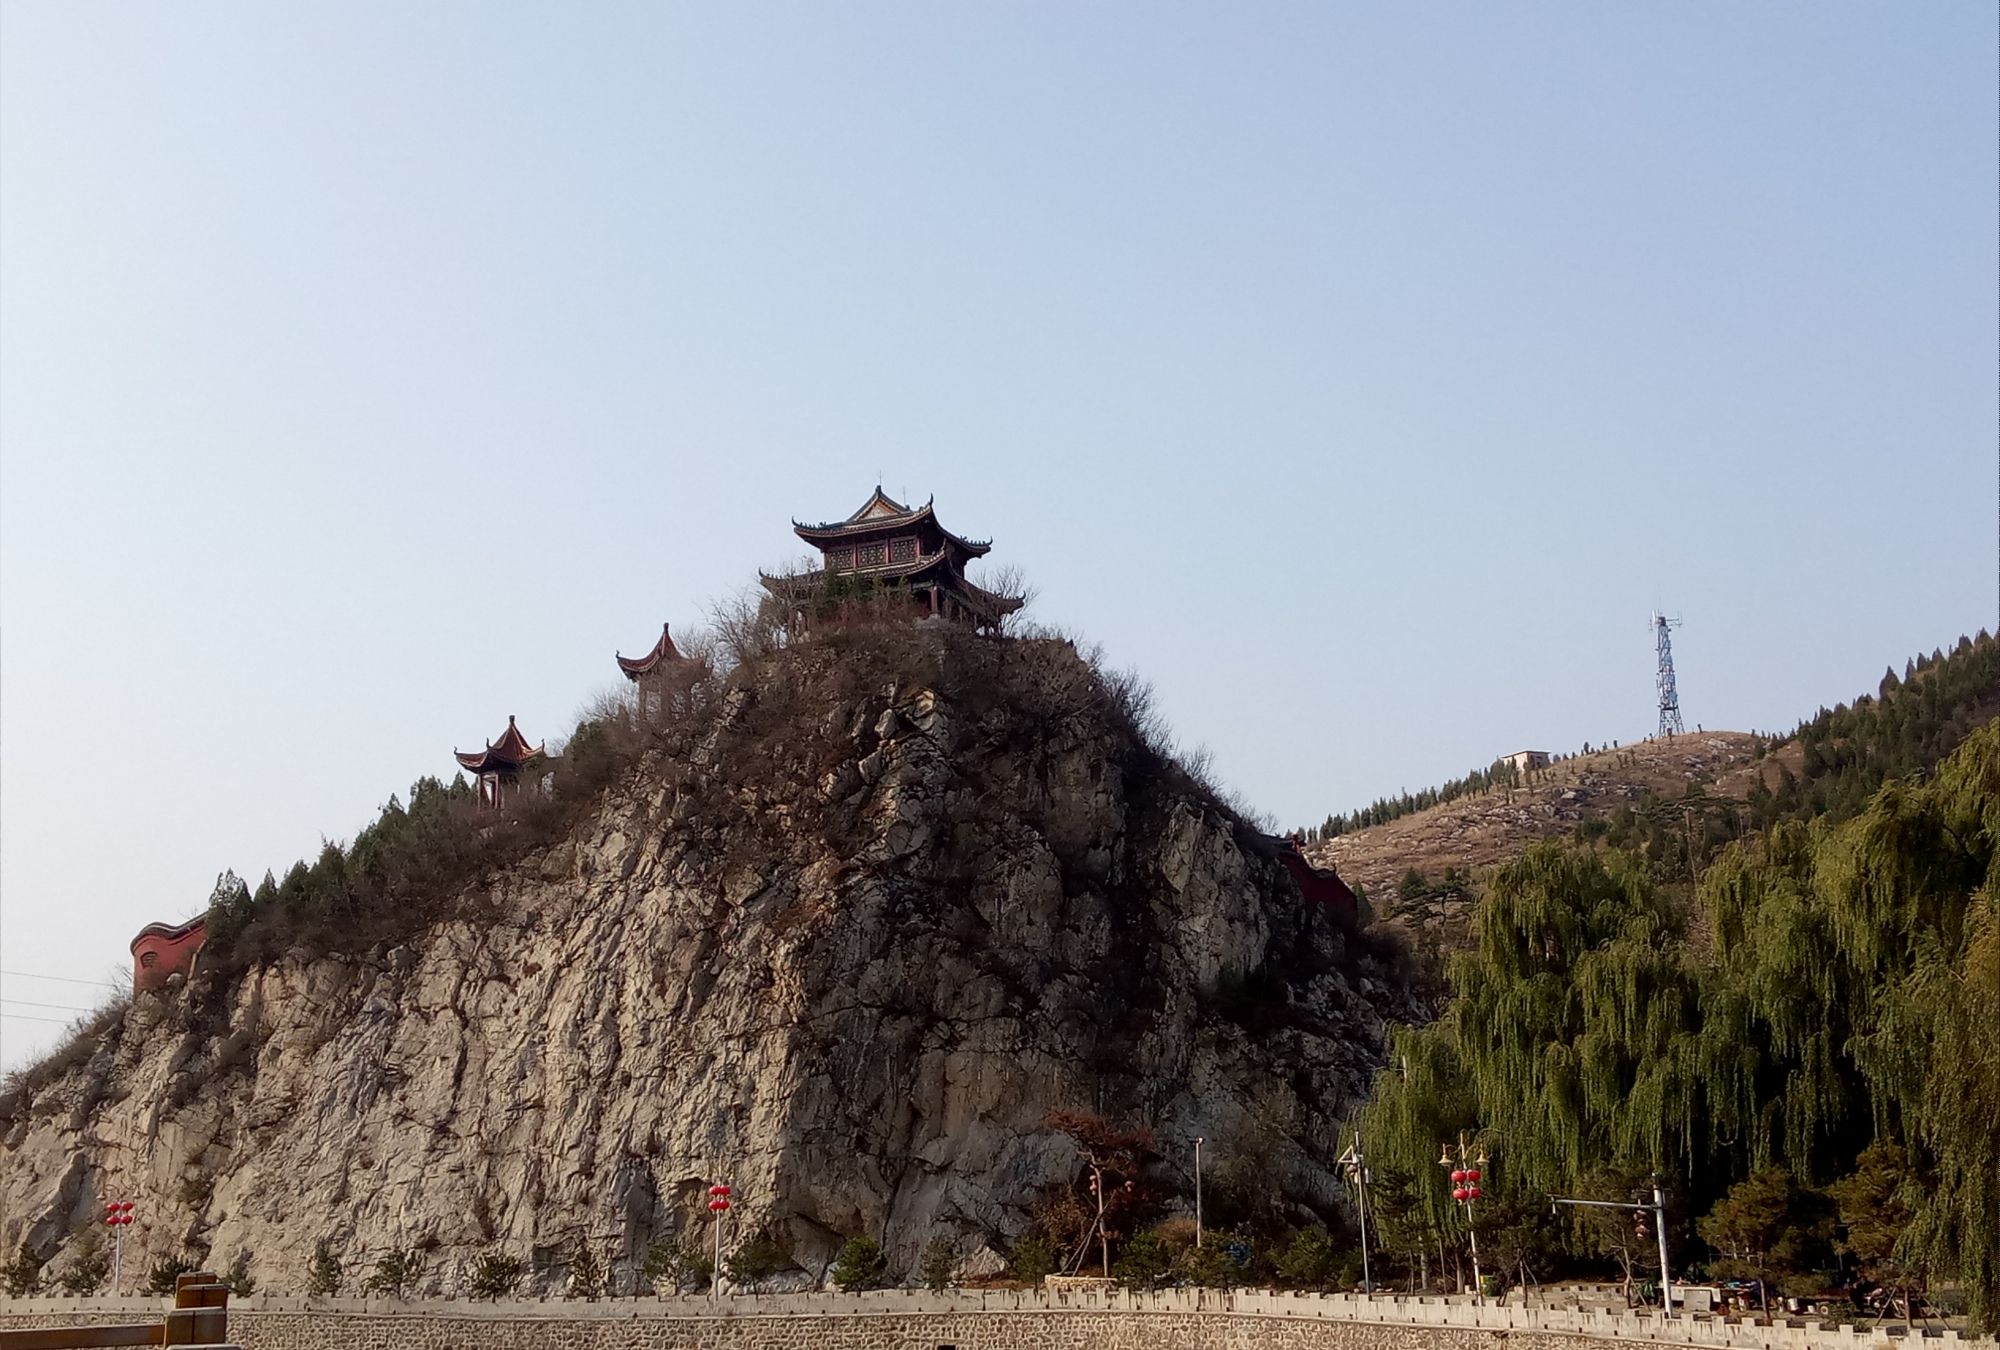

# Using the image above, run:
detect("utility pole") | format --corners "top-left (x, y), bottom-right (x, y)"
top-left (1337, 1133), bottom-right (1373, 1293)
top-left (1184, 1144), bottom-right (1200, 1248)
top-left (1549, 1177), bottom-right (1674, 1318)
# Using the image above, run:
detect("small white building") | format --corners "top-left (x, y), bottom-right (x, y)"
top-left (1503, 750), bottom-right (1550, 774)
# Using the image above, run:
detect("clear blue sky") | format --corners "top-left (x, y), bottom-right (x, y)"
top-left (2, 3), bottom-right (1993, 1066)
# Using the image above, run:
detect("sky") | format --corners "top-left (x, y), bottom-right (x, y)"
top-left (2, 3), bottom-right (1993, 1067)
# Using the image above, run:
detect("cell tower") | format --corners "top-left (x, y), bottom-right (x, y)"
top-left (1654, 613), bottom-right (1685, 738)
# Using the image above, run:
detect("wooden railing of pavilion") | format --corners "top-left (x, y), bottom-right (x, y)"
top-left (0, 1272), bottom-right (232, 1349)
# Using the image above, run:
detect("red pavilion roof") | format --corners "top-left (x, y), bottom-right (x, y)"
top-left (792, 488), bottom-right (992, 559)
top-left (454, 715), bottom-right (544, 775)
top-left (616, 622), bottom-right (683, 679)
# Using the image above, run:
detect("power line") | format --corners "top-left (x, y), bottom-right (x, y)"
top-left (0, 970), bottom-right (120, 988)
top-left (2, 998), bottom-right (96, 1013)
top-left (0, 1012), bottom-right (73, 1025)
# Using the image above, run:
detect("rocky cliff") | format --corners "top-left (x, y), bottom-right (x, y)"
top-left (1, 629), bottom-right (1411, 1292)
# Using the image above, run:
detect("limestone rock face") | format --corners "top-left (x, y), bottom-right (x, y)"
top-left (0, 637), bottom-right (1411, 1293)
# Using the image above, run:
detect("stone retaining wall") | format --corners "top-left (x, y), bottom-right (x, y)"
top-left (2, 1289), bottom-right (1990, 1350)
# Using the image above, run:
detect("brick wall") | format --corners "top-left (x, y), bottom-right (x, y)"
top-left (2, 1289), bottom-right (1990, 1350)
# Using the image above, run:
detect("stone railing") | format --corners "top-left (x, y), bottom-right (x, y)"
top-left (1, 1287), bottom-right (1990, 1350)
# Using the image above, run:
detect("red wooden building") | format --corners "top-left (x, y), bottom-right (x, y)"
top-left (761, 488), bottom-right (1024, 632)
top-left (454, 714), bottom-right (543, 807)
top-left (131, 915), bottom-right (207, 993)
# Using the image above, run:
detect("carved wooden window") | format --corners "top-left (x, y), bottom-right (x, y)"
top-left (890, 537), bottom-right (916, 563)
top-left (825, 549), bottom-right (853, 571)
top-left (858, 542), bottom-right (887, 567)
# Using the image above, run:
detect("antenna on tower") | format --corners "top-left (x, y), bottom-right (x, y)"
top-left (1653, 613), bottom-right (1684, 739)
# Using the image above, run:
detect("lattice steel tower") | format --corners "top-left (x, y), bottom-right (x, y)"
top-left (1654, 613), bottom-right (1684, 738)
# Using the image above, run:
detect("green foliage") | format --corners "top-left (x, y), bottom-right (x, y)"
top-left (54, 1232), bottom-right (108, 1296)
top-left (223, 1250), bottom-right (255, 1298)
top-left (465, 1250), bottom-right (523, 1299)
top-left (362, 1247), bottom-right (426, 1298)
top-left (1006, 1234), bottom-right (1054, 1284)
top-left (2, 1243), bottom-right (43, 1297)
top-left (1355, 718), bottom-right (2000, 1330)
top-left (643, 1234), bottom-right (712, 1294)
top-left (1303, 760), bottom-right (1525, 842)
top-left (1111, 1229), bottom-right (1173, 1289)
top-left (919, 1238), bottom-right (957, 1292)
top-left (1696, 1169), bottom-right (1833, 1295)
top-left (830, 1235), bottom-right (887, 1291)
top-left (1274, 1225), bottom-right (1340, 1289)
top-left (724, 1234), bottom-right (786, 1290)
top-left (565, 1237), bottom-right (604, 1298)
top-left (1177, 1231), bottom-right (1252, 1288)
top-left (306, 1239), bottom-right (342, 1296)
top-left (1828, 1140), bottom-right (1918, 1287)
top-left (144, 1254), bottom-right (198, 1296)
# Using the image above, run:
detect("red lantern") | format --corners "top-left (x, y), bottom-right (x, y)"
top-left (1469, 1187), bottom-right (1482, 1200)
top-left (1452, 1187), bottom-right (1468, 1201)
top-left (708, 1184), bottom-right (731, 1197)
top-left (1451, 1169), bottom-right (1466, 1183)
top-left (1466, 1169), bottom-right (1481, 1183)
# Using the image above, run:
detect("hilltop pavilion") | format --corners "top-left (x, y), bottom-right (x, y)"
top-left (760, 487), bottom-right (1023, 632)
top-left (454, 714), bottom-right (543, 807)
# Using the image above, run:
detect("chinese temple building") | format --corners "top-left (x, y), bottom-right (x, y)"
top-left (616, 621), bottom-right (683, 682)
top-left (760, 487), bottom-right (1024, 631)
top-left (454, 714), bottom-right (543, 807)
top-left (131, 915), bottom-right (206, 993)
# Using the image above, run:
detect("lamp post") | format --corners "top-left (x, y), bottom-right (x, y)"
top-left (1439, 1134), bottom-right (1486, 1303)
top-left (706, 1185), bottom-right (732, 1294)
top-left (102, 1202), bottom-right (133, 1295)
top-left (1337, 1134), bottom-right (1372, 1293)
top-left (1549, 1178), bottom-right (1674, 1318)
top-left (1193, 1138), bottom-right (1204, 1247)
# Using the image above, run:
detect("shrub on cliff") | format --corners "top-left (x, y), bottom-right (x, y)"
top-left (53, 1232), bottom-right (108, 1297)
top-left (919, 1238), bottom-right (957, 1291)
top-left (223, 1250), bottom-right (255, 1298)
top-left (1005, 1235), bottom-right (1053, 1284)
top-left (465, 1250), bottom-right (524, 1299)
top-left (362, 1247), bottom-right (426, 1298)
top-left (830, 1236), bottom-right (887, 1291)
top-left (643, 1235), bottom-right (712, 1294)
top-left (2, 1243), bottom-right (42, 1297)
top-left (305, 1239), bottom-right (342, 1296)
top-left (564, 1237), bottom-right (604, 1299)
top-left (144, 1254), bottom-right (197, 1296)
top-left (723, 1234), bottom-right (786, 1291)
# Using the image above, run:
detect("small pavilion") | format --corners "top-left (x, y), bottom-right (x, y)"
top-left (761, 487), bottom-right (1023, 631)
top-left (616, 621), bottom-right (683, 682)
top-left (454, 714), bottom-right (543, 807)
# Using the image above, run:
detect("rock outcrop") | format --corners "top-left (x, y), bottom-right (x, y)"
top-left (1, 631), bottom-right (1410, 1292)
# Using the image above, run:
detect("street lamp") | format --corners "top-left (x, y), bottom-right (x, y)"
top-left (102, 1202), bottom-right (133, 1296)
top-left (706, 1185), bottom-right (732, 1294)
top-left (1439, 1134), bottom-right (1486, 1303)
top-left (1193, 1138), bottom-right (1204, 1247)
top-left (1336, 1134), bottom-right (1373, 1293)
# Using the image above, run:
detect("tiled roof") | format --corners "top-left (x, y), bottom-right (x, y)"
top-left (616, 622), bottom-right (683, 679)
top-left (454, 715), bottom-right (543, 773)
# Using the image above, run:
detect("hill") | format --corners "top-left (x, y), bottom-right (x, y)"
top-left (1306, 629), bottom-right (2000, 932)
top-left (1302, 731), bottom-right (1776, 915)
top-left (0, 622), bottom-right (1412, 1294)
